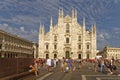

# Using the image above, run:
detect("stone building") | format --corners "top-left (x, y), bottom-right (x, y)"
top-left (38, 8), bottom-right (97, 59)
top-left (0, 29), bottom-right (37, 58)
top-left (104, 46), bottom-right (120, 59)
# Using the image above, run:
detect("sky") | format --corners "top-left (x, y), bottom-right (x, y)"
top-left (0, 0), bottom-right (120, 50)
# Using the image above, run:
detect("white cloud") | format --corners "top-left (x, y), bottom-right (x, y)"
top-left (20, 27), bottom-right (25, 32)
top-left (99, 33), bottom-right (105, 40)
top-left (3, 23), bottom-right (8, 27)
top-left (0, 23), bottom-right (9, 30)
top-left (0, 23), bottom-right (38, 43)
top-left (97, 30), bottom-right (110, 41)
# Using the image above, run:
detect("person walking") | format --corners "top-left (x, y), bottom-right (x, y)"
top-left (93, 57), bottom-right (98, 72)
top-left (46, 57), bottom-right (52, 72)
top-left (61, 57), bottom-right (65, 72)
top-left (78, 58), bottom-right (82, 71)
top-left (53, 58), bottom-right (56, 68)
top-left (100, 57), bottom-right (105, 73)
top-left (68, 57), bottom-right (73, 73)
top-left (110, 56), bottom-right (115, 74)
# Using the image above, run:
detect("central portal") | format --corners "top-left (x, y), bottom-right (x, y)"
top-left (65, 51), bottom-right (70, 59)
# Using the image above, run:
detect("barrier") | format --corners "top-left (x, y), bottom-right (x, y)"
top-left (0, 58), bottom-right (33, 78)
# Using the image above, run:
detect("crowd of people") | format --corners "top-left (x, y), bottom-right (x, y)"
top-left (93, 56), bottom-right (118, 75)
top-left (28, 56), bottom-right (119, 76)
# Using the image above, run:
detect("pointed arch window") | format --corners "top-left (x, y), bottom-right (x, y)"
top-left (66, 37), bottom-right (69, 43)
top-left (66, 23), bottom-right (70, 33)
top-left (78, 36), bottom-right (81, 41)
top-left (54, 44), bottom-right (57, 49)
top-left (54, 36), bottom-right (57, 41)
top-left (46, 45), bottom-right (49, 49)
top-left (78, 45), bottom-right (81, 49)
top-left (87, 44), bottom-right (89, 49)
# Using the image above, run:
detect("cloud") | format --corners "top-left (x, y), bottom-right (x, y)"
top-left (97, 30), bottom-right (110, 41)
top-left (20, 27), bottom-right (25, 32)
top-left (0, 23), bottom-right (38, 42)
top-left (0, 0), bottom-right (120, 50)
top-left (97, 29), bottom-right (111, 50)
top-left (98, 34), bottom-right (105, 41)
top-left (0, 23), bottom-right (9, 30)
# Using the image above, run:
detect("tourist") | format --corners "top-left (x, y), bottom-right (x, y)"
top-left (110, 56), bottom-right (115, 74)
top-left (68, 57), bottom-right (73, 73)
top-left (105, 59), bottom-right (113, 75)
top-left (78, 58), bottom-right (82, 71)
top-left (100, 57), bottom-right (105, 73)
top-left (53, 58), bottom-right (56, 68)
top-left (46, 57), bottom-right (52, 71)
top-left (93, 57), bottom-right (98, 72)
top-left (61, 57), bottom-right (65, 72)
top-left (29, 64), bottom-right (38, 76)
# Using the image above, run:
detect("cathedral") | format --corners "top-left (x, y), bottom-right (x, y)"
top-left (38, 8), bottom-right (97, 59)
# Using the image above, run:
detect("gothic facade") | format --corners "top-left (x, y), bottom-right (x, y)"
top-left (38, 8), bottom-right (97, 59)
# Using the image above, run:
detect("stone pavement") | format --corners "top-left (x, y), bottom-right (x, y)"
top-left (36, 62), bottom-right (120, 80)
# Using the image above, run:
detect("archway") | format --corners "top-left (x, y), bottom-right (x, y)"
top-left (65, 51), bottom-right (70, 59)
top-left (78, 54), bottom-right (81, 59)
top-left (46, 54), bottom-right (49, 59)
top-left (54, 54), bottom-right (57, 58)
top-left (87, 54), bottom-right (89, 59)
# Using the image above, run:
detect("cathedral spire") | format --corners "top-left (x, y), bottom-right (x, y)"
top-left (42, 24), bottom-right (45, 33)
top-left (75, 8), bottom-right (77, 18)
top-left (50, 16), bottom-right (53, 31)
top-left (50, 16), bottom-right (53, 27)
top-left (61, 7), bottom-right (63, 17)
top-left (58, 7), bottom-right (63, 26)
top-left (59, 8), bottom-right (61, 18)
top-left (72, 7), bottom-right (75, 18)
top-left (72, 7), bottom-right (77, 18)
top-left (91, 24), bottom-right (94, 34)
top-left (72, 7), bottom-right (77, 23)
top-left (93, 23), bottom-right (96, 34)
top-left (59, 7), bottom-right (63, 18)
top-left (40, 23), bottom-right (44, 34)
top-left (39, 22), bottom-right (42, 34)
top-left (83, 17), bottom-right (86, 30)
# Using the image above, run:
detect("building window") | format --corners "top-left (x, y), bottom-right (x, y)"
top-left (66, 37), bottom-right (69, 43)
top-left (78, 45), bottom-right (81, 49)
top-left (66, 23), bottom-right (70, 33)
top-left (78, 36), bottom-right (81, 41)
top-left (54, 36), bottom-right (57, 41)
top-left (46, 45), bottom-right (49, 49)
top-left (54, 45), bottom-right (57, 49)
top-left (87, 44), bottom-right (89, 49)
